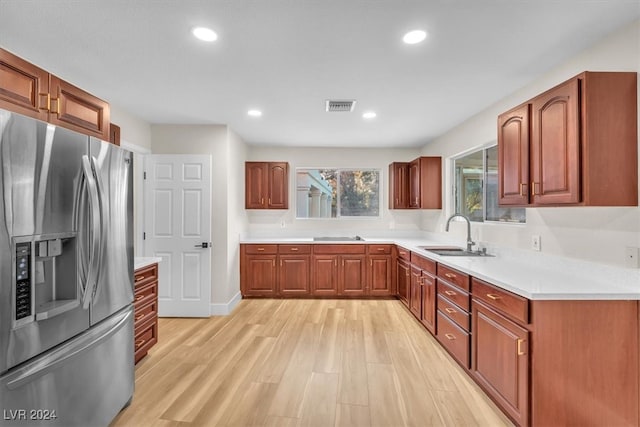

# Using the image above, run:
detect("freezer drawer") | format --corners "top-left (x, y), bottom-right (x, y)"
top-left (0, 306), bottom-right (134, 426)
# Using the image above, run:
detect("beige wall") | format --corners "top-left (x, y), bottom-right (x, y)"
top-left (246, 146), bottom-right (424, 234)
top-left (421, 19), bottom-right (640, 267)
top-left (110, 104), bottom-right (152, 149)
top-left (150, 124), bottom-right (248, 308)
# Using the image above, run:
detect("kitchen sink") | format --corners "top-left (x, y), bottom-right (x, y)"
top-left (313, 236), bottom-right (365, 241)
top-left (419, 246), bottom-right (493, 257)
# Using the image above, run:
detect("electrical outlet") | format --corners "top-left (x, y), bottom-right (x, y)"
top-left (625, 247), bottom-right (640, 268)
top-left (531, 235), bottom-right (541, 251)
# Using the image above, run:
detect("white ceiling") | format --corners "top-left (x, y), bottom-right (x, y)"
top-left (0, 1), bottom-right (638, 148)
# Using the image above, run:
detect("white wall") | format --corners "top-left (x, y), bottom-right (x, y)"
top-left (421, 19), bottom-right (640, 267)
top-left (246, 146), bottom-right (424, 235)
top-left (150, 125), bottom-right (248, 308)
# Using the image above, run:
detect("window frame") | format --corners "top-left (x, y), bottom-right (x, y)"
top-left (295, 167), bottom-right (382, 219)
top-left (451, 143), bottom-right (526, 224)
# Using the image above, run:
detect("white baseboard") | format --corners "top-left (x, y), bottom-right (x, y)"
top-left (210, 291), bottom-right (242, 316)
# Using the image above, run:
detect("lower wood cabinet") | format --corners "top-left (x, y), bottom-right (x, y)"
top-left (134, 263), bottom-right (159, 364)
top-left (241, 243), bottom-right (391, 298)
top-left (409, 266), bottom-right (422, 318)
top-left (472, 300), bottom-right (529, 426)
top-left (396, 258), bottom-right (410, 307)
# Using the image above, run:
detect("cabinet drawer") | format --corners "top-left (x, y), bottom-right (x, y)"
top-left (437, 311), bottom-right (470, 368)
top-left (279, 244), bottom-right (311, 254)
top-left (134, 299), bottom-right (157, 327)
top-left (472, 278), bottom-right (529, 324)
top-left (411, 253), bottom-right (436, 275)
top-left (134, 263), bottom-right (157, 288)
top-left (134, 281), bottom-right (157, 309)
top-left (396, 246), bottom-right (411, 261)
top-left (134, 317), bottom-right (158, 364)
top-left (437, 264), bottom-right (470, 291)
top-left (244, 244), bottom-right (278, 254)
top-left (313, 244), bottom-right (366, 254)
top-left (438, 295), bottom-right (470, 332)
top-left (368, 244), bottom-right (392, 254)
top-left (437, 280), bottom-right (470, 311)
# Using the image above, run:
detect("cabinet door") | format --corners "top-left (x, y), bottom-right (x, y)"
top-left (420, 272), bottom-right (435, 333)
top-left (396, 259), bottom-right (410, 307)
top-left (498, 104), bottom-right (530, 205)
top-left (0, 48), bottom-right (49, 121)
top-left (243, 255), bottom-right (277, 297)
top-left (408, 158), bottom-right (421, 208)
top-left (279, 255), bottom-right (310, 297)
top-left (368, 255), bottom-right (392, 296)
top-left (311, 255), bottom-right (338, 296)
top-left (339, 255), bottom-right (366, 296)
top-left (49, 75), bottom-right (110, 140)
top-left (409, 266), bottom-right (422, 318)
top-left (531, 78), bottom-right (580, 205)
top-left (268, 162), bottom-right (288, 209)
top-left (472, 301), bottom-right (529, 427)
top-left (245, 162), bottom-right (268, 208)
top-left (389, 162), bottom-right (409, 209)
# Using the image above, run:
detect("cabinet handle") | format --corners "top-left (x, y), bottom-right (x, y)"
top-left (135, 339), bottom-right (146, 350)
top-left (444, 307), bottom-right (456, 314)
top-left (280, 260), bottom-right (282, 267)
top-left (517, 339), bottom-right (526, 355)
top-left (370, 259), bottom-right (372, 267)
top-left (399, 251), bottom-right (407, 256)
top-left (531, 182), bottom-right (537, 196)
top-left (520, 183), bottom-right (526, 196)
top-left (335, 260), bottom-right (337, 267)
top-left (135, 294), bottom-right (145, 302)
top-left (444, 290), bottom-right (456, 296)
top-left (135, 313), bottom-right (145, 321)
top-left (444, 333), bottom-right (456, 341)
top-left (444, 273), bottom-right (456, 279)
top-left (261, 197), bottom-right (264, 205)
top-left (342, 260), bottom-right (344, 267)
top-left (135, 275), bottom-right (145, 281)
top-left (290, 247), bottom-right (299, 251)
top-left (38, 93), bottom-right (50, 111)
top-left (377, 248), bottom-right (385, 251)
top-left (272, 260), bottom-right (275, 267)
top-left (50, 97), bottom-right (60, 115)
top-left (486, 293), bottom-right (501, 301)
top-left (257, 248), bottom-right (265, 251)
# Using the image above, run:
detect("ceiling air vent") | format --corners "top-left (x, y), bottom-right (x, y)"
top-left (326, 99), bottom-right (356, 112)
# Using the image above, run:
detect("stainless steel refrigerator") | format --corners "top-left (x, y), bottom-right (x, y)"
top-left (0, 109), bottom-right (134, 426)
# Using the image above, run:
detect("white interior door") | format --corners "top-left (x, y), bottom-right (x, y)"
top-left (143, 155), bottom-right (212, 317)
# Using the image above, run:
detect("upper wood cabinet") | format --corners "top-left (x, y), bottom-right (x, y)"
top-left (0, 48), bottom-right (49, 121)
top-left (388, 162), bottom-right (409, 209)
top-left (389, 156), bottom-right (442, 210)
top-left (0, 48), bottom-right (111, 141)
top-left (498, 71), bottom-right (638, 207)
top-left (245, 161), bottom-right (289, 209)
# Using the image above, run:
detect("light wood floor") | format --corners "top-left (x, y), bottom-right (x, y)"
top-left (111, 299), bottom-right (513, 427)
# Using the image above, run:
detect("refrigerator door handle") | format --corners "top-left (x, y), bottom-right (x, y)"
top-left (81, 155), bottom-right (102, 309)
top-left (4, 307), bottom-right (132, 390)
top-left (90, 155), bottom-right (107, 303)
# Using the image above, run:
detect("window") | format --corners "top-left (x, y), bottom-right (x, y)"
top-left (454, 145), bottom-right (525, 223)
top-left (296, 168), bottom-right (380, 218)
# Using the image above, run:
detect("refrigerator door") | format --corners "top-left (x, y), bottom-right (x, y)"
top-left (88, 138), bottom-right (134, 325)
top-left (0, 110), bottom-right (91, 374)
top-left (0, 305), bottom-right (134, 427)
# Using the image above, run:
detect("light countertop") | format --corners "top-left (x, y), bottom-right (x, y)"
top-left (240, 235), bottom-right (640, 300)
top-left (134, 256), bottom-right (162, 271)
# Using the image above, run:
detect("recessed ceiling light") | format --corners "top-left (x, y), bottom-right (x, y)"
top-left (192, 27), bottom-right (218, 42)
top-left (403, 29), bottom-right (427, 45)
top-left (362, 111), bottom-right (377, 119)
top-left (247, 109), bottom-right (263, 117)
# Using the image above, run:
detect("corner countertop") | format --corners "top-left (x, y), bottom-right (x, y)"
top-left (135, 257), bottom-right (162, 271)
top-left (240, 235), bottom-right (640, 300)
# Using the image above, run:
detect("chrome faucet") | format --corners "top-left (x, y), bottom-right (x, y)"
top-left (445, 213), bottom-right (475, 252)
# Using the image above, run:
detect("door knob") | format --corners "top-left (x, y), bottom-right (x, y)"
top-left (194, 242), bottom-right (211, 248)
